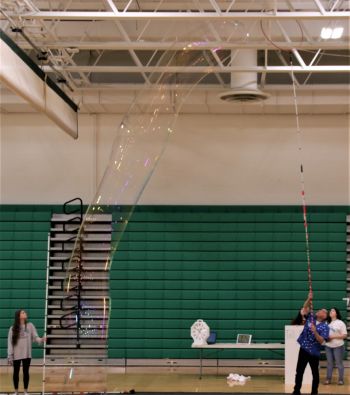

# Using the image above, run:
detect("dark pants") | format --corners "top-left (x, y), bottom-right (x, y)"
top-left (13, 358), bottom-right (31, 390)
top-left (293, 348), bottom-right (319, 394)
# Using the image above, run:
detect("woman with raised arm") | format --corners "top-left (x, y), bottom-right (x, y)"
top-left (7, 310), bottom-right (46, 395)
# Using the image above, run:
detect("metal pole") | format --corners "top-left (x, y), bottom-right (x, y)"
top-left (76, 237), bottom-right (83, 349)
top-left (199, 348), bottom-right (203, 380)
top-left (42, 233), bottom-right (50, 395)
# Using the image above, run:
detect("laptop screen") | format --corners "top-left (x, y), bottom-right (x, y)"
top-left (236, 334), bottom-right (252, 344)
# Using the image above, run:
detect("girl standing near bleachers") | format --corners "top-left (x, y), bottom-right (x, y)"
top-left (7, 310), bottom-right (46, 395)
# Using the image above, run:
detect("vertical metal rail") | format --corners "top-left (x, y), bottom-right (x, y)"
top-left (346, 215), bottom-right (350, 360)
top-left (42, 232), bottom-right (50, 395)
top-left (59, 198), bottom-right (83, 348)
top-left (76, 237), bottom-right (83, 349)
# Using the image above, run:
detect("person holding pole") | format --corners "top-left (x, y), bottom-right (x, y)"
top-left (292, 292), bottom-right (329, 395)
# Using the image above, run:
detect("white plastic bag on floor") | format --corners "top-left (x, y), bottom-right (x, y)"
top-left (227, 373), bottom-right (251, 384)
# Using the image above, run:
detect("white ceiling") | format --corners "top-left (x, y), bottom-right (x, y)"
top-left (0, 0), bottom-right (349, 114)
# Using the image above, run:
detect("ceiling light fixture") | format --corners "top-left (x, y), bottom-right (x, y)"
top-left (331, 27), bottom-right (344, 39)
top-left (321, 27), bottom-right (344, 39)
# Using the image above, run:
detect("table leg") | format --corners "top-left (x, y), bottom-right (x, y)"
top-left (199, 349), bottom-right (203, 380)
top-left (216, 352), bottom-right (219, 376)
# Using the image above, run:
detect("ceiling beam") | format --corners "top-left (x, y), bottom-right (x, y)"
top-left (71, 83), bottom-right (350, 92)
top-left (313, 0), bottom-right (326, 15)
top-left (41, 65), bottom-right (350, 73)
top-left (13, 40), bottom-right (349, 51)
top-left (6, 11), bottom-right (350, 21)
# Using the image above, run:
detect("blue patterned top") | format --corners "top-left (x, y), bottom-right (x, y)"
top-left (297, 314), bottom-right (329, 357)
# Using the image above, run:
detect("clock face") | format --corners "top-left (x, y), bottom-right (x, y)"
top-left (191, 320), bottom-right (210, 344)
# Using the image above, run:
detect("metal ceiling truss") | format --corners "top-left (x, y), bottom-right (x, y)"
top-left (11, 12), bottom-right (348, 20)
top-left (0, 0), bottom-right (349, 92)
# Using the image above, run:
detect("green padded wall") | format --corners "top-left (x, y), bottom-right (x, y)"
top-left (0, 205), bottom-right (348, 360)
top-left (0, 205), bottom-right (56, 358)
top-left (110, 206), bottom-right (348, 359)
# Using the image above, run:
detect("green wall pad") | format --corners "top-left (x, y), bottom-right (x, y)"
top-left (0, 205), bottom-right (55, 358)
top-left (0, 205), bottom-right (348, 359)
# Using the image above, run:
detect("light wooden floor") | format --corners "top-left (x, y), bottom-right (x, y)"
top-left (0, 366), bottom-right (349, 393)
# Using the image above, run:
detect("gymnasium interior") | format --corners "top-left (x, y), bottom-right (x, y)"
top-left (0, 1), bottom-right (349, 394)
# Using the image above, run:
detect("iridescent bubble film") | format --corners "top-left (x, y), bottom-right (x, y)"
top-left (58, 21), bottom-right (235, 393)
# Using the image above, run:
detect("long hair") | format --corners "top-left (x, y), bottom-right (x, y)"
top-left (327, 307), bottom-right (342, 323)
top-left (291, 311), bottom-right (305, 325)
top-left (12, 310), bottom-right (26, 346)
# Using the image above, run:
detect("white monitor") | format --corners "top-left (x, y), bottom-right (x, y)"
top-left (236, 334), bottom-right (252, 344)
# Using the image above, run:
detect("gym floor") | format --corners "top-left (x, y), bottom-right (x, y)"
top-left (0, 366), bottom-right (349, 393)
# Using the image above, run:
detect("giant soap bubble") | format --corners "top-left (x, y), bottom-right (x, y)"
top-left (53, 21), bottom-right (238, 393)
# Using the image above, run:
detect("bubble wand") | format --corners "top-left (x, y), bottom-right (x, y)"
top-left (290, 54), bottom-right (314, 321)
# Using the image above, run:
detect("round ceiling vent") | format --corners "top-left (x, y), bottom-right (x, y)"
top-left (219, 89), bottom-right (270, 103)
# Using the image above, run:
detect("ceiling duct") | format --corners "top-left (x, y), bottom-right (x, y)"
top-left (219, 49), bottom-right (269, 103)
